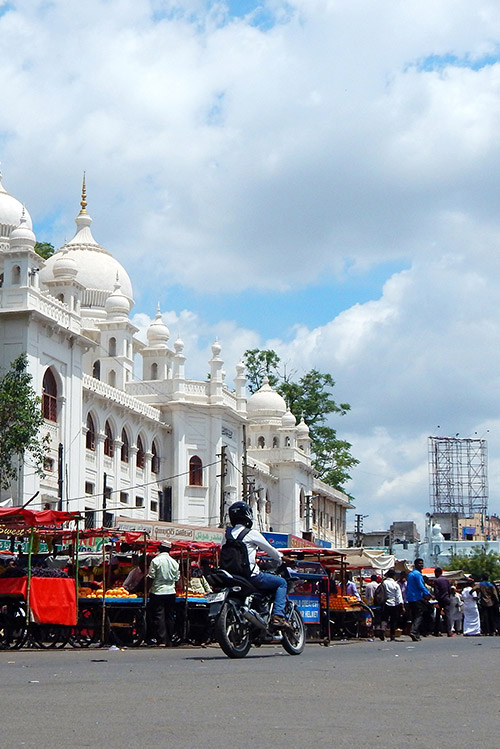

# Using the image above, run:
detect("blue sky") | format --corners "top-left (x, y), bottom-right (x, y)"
top-left (4, 0), bottom-right (500, 532)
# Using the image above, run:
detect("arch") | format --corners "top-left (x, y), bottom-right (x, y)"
top-left (11, 265), bottom-right (21, 285)
top-left (150, 362), bottom-right (158, 380)
top-left (121, 428), bottom-right (129, 463)
top-left (57, 293), bottom-right (64, 303)
top-left (42, 368), bottom-right (58, 422)
top-left (189, 455), bottom-right (203, 486)
top-left (92, 360), bottom-right (101, 380)
top-left (272, 436), bottom-right (279, 448)
top-left (86, 413), bottom-right (96, 451)
top-left (109, 337), bottom-right (117, 357)
top-left (104, 420), bottom-right (114, 457)
top-left (257, 435), bottom-right (265, 449)
top-left (108, 369), bottom-right (116, 387)
top-left (136, 435), bottom-right (146, 469)
top-left (151, 440), bottom-right (160, 474)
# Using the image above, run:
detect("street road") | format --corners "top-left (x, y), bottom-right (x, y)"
top-left (1, 636), bottom-right (497, 748)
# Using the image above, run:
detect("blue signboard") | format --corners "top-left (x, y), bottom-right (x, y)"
top-left (315, 538), bottom-right (332, 548)
top-left (262, 532), bottom-right (289, 549)
top-left (289, 594), bottom-right (321, 624)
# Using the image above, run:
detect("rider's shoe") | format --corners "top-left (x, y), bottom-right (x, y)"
top-left (271, 615), bottom-right (292, 630)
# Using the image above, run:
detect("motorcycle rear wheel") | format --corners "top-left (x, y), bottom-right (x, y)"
top-left (215, 602), bottom-right (251, 658)
top-left (281, 607), bottom-right (305, 655)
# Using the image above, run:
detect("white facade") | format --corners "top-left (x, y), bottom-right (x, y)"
top-left (0, 174), bottom-right (352, 546)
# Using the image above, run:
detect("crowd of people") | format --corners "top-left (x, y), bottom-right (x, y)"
top-left (363, 558), bottom-right (500, 641)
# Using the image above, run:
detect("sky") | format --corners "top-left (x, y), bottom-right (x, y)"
top-left (2, 0), bottom-right (500, 534)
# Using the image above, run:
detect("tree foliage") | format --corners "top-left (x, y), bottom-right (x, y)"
top-left (243, 349), bottom-right (359, 491)
top-left (0, 354), bottom-right (49, 492)
top-left (34, 242), bottom-right (55, 260)
top-left (445, 546), bottom-right (500, 581)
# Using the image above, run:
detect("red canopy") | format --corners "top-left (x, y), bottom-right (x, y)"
top-left (0, 507), bottom-right (81, 528)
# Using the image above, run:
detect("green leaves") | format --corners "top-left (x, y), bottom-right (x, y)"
top-left (0, 354), bottom-right (49, 491)
top-left (34, 242), bottom-right (55, 260)
top-left (243, 349), bottom-right (358, 491)
top-left (446, 546), bottom-right (500, 580)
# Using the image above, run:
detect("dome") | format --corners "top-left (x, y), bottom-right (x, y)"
top-left (147, 306), bottom-right (170, 347)
top-left (174, 336), bottom-right (184, 353)
top-left (281, 408), bottom-right (296, 428)
top-left (296, 417), bottom-right (310, 437)
top-left (105, 278), bottom-right (131, 319)
top-left (9, 210), bottom-right (36, 249)
top-left (247, 377), bottom-right (287, 423)
top-left (0, 174), bottom-right (32, 242)
top-left (53, 252), bottom-right (78, 279)
top-left (39, 183), bottom-right (133, 310)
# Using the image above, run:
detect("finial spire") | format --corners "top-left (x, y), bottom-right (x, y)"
top-left (80, 172), bottom-right (87, 214)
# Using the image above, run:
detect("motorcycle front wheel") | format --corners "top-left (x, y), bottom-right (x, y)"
top-left (214, 601), bottom-right (251, 658)
top-left (281, 607), bottom-right (305, 655)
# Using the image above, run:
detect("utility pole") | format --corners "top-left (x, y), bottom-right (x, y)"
top-left (242, 424), bottom-right (248, 501)
top-left (57, 443), bottom-right (64, 512)
top-left (354, 513), bottom-right (367, 547)
top-left (219, 445), bottom-right (227, 527)
top-left (102, 472), bottom-right (107, 528)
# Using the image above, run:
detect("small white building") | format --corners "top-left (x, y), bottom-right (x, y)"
top-left (0, 174), bottom-right (352, 546)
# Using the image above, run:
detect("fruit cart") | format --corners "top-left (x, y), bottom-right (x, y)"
top-left (0, 507), bottom-right (82, 649)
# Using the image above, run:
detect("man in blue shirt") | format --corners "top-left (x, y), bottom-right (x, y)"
top-left (406, 558), bottom-right (430, 641)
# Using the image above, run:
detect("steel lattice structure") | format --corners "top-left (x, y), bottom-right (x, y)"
top-left (428, 436), bottom-right (488, 515)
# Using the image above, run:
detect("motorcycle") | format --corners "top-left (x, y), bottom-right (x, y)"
top-left (205, 564), bottom-right (305, 658)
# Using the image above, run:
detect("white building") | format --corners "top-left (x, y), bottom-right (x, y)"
top-left (0, 174), bottom-right (352, 546)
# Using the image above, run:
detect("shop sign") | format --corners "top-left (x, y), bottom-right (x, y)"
top-left (262, 532), bottom-right (289, 549)
top-left (193, 528), bottom-right (223, 543)
top-left (289, 534), bottom-right (318, 548)
top-left (115, 521), bottom-right (154, 534)
top-left (155, 525), bottom-right (195, 541)
top-left (315, 538), bottom-right (332, 548)
top-left (289, 594), bottom-right (320, 623)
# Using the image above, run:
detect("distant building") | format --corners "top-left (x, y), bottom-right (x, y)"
top-left (390, 521), bottom-right (419, 544)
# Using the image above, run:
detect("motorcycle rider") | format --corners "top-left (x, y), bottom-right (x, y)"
top-left (223, 501), bottom-right (289, 629)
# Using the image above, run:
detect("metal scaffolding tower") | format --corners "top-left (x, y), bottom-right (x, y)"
top-left (428, 436), bottom-right (488, 515)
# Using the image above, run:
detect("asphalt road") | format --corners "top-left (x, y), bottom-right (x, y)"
top-left (1, 635), bottom-right (498, 749)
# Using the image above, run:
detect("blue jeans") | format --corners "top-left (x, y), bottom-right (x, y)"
top-left (251, 572), bottom-right (287, 617)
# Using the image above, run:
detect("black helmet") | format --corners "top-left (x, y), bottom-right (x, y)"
top-left (228, 501), bottom-right (253, 528)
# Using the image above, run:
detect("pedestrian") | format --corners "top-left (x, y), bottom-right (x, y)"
top-left (478, 573), bottom-right (499, 635)
top-left (147, 541), bottom-right (180, 647)
top-left (462, 579), bottom-right (481, 636)
top-left (379, 568), bottom-right (404, 641)
top-left (449, 585), bottom-right (463, 634)
top-left (406, 558), bottom-right (430, 642)
top-left (364, 574), bottom-right (379, 606)
top-left (433, 567), bottom-right (453, 637)
top-left (345, 572), bottom-right (361, 600)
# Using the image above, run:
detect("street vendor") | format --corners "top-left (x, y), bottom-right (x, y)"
top-left (187, 563), bottom-right (212, 595)
top-left (147, 541), bottom-right (180, 647)
top-left (123, 556), bottom-right (146, 594)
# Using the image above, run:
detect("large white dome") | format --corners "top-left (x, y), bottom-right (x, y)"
top-left (40, 197), bottom-right (133, 309)
top-left (247, 377), bottom-right (287, 423)
top-left (0, 174), bottom-right (32, 243)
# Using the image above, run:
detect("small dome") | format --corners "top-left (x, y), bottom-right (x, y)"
top-left (147, 307), bottom-right (170, 347)
top-left (53, 252), bottom-right (78, 279)
top-left (297, 417), bottom-right (310, 437)
top-left (281, 409), bottom-right (296, 428)
top-left (211, 339), bottom-right (222, 358)
top-left (174, 337), bottom-right (184, 353)
top-left (9, 210), bottom-right (36, 249)
top-left (105, 278), bottom-right (130, 319)
top-left (0, 174), bottom-right (33, 241)
top-left (247, 377), bottom-right (287, 423)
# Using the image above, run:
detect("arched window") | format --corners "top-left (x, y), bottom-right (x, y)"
top-left (136, 436), bottom-right (145, 469)
top-left (121, 429), bottom-right (129, 463)
top-left (92, 360), bottom-right (101, 380)
top-left (150, 362), bottom-right (158, 380)
top-left (86, 414), bottom-right (96, 451)
top-left (258, 436), bottom-right (265, 449)
top-left (57, 293), bottom-right (64, 303)
top-left (42, 369), bottom-right (58, 422)
top-left (104, 421), bottom-right (114, 457)
top-left (189, 456), bottom-right (203, 486)
top-left (12, 265), bottom-right (21, 285)
top-left (108, 370), bottom-right (116, 387)
top-left (151, 441), bottom-right (160, 474)
top-left (109, 337), bottom-right (116, 357)
top-left (272, 436), bottom-right (279, 448)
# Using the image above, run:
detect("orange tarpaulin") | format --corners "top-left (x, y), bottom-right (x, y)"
top-left (0, 577), bottom-right (77, 625)
top-left (0, 508), bottom-right (81, 528)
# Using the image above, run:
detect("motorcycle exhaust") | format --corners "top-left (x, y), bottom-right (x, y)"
top-left (241, 606), bottom-right (268, 631)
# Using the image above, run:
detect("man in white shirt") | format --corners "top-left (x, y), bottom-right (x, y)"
top-left (147, 541), bottom-right (180, 646)
top-left (223, 502), bottom-right (288, 629)
top-left (380, 568), bottom-right (404, 641)
top-left (364, 574), bottom-right (379, 606)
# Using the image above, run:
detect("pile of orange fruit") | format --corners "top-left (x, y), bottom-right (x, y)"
top-left (85, 587), bottom-right (138, 599)
top-left (321, 594), bottom-right (360, 610)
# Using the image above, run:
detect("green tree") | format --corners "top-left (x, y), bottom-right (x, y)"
top-left (34, 241), bottom-right (55, 260)
top-left (0, 354), bottom-right (49, 492)
top-left (445, 546), bottom-right (500, 580)
top-left (243, 349), bottom-right (358, 491)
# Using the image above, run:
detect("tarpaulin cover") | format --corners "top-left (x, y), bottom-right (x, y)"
top-left (0, 576), bottom-right (77, 625)
top-left (0, 508), bottom-right (81, 528)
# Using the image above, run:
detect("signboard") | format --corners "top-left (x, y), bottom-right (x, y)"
top-left (115, 518), bottom-right (223, 545)
top-left (315, 538), bottom-right (332, 549)
top-left (289, 594), bottom-right (321, 623)
top-left (262, 532), bottom-right (289, 549)
top-left (289, 534), bottom-right (318, 549)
